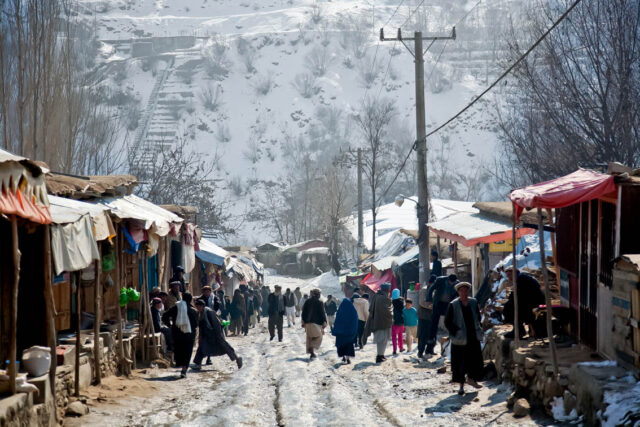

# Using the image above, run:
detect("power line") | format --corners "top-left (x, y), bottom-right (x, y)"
top-left (400, 0), bottom-right (426, 29)
top-left (427, 0), bottom-right (583, 138)
top-left (383, 0), bottom-right (406, 28)
top-left (381, 0), bottom-right (583, 200)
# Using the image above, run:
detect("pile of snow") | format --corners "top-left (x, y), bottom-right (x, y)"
top-left (301, 271), bottom-right (342, 299)
top-left (601, 378), bottom-right (640, 426)
top-left (551, 396), bottom-right (579, 422)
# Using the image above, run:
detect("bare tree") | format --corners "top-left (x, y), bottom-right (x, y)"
top-left (132, 136), bottom-right (234, 237)
top-left (354, 97), bottom-right (396, 253)
top-left (497, 0), bottom-right (640, 185)
top-left (318, 164), bottom-right (354, 274)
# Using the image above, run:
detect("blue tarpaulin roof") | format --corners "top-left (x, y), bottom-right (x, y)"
top-left (195, 238), bottom-right (228, 267)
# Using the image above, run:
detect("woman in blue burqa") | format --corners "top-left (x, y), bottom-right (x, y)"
top-left (332, 285), bottom-right (359, 364)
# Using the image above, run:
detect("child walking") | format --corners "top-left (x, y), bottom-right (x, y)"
top-left (391, 289), bottom-right (405, 355)
top-left (403, 299), bottom-right (418, 352)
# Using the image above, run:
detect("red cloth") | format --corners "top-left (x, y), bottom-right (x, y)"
top-left (360, 269), bottom-right (398, 293)
top-left (509, 169), bottom-right (616, 221)
top-left (0, 187), bottom-right (51, 224)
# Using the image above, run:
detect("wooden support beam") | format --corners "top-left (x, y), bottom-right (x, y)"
top-left (94, 254), bottom-right (102, 384)
top-left (75, 272), bottom-right (81, 397)
top-left (9, 215), bottom-right (20, 395)
top-left (512, 203), bottom-right (520, 348)
top-left (538, 208), bottom-right (559, 377)
top-left (43, 225), bottom-right (58, 409)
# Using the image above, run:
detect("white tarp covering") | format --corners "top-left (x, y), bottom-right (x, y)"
top-left (427, 211), bottom-right (514, 245)
top-left (49, 195), bottom-right (115, 241)
top-left (51, 214), bottom-right (100, 275)
top-left (370, 255), bottom-right (398, 272)
top-left (344, 197), bottom-right (477, 251)
top-left (90, 194), bottom-right (183, 236)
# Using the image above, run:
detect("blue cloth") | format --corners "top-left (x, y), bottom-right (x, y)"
top-left (403, 307), bottom-right (418, 327)
top-left (391, 289), bottom-right (401, 300)
top-left (122, 227), bottom-right (139, 254)
top-left (332, 298), bottom-right (358, 348)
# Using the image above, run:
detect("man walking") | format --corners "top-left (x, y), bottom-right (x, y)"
top-left (445, 282), bottom-right (483, 395)
top-left (301, 288), bottom-right (327, 359)
top-left (352, 291), bottom-right (369, 349)
top-left (369, 283), bottom-right (393, 363)
top-left (324, 295), bottom-right (338, 329)
top-left (417, 275), bottom-right (435, 359)
top-left (294, 287), bottom-right (303, 317)
top-left (268, 285), bottom-right (285, 342)
top-left (426, 274), bottom-right (459, 354)
top-left (284, 288), bottom-right (298, 327)
top-left (192, 299), bottom-right (243, 371)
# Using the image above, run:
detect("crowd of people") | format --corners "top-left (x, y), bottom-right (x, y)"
top-left (147, 264), bottom-right (496, 396)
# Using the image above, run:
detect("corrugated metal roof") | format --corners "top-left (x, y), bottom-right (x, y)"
top-left (370, 255), bottom-right (397, 272)
top-left (428, 211), bottom-right (536, 246)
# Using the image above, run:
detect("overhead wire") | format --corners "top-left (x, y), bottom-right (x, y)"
top-left (378, 0), bottom-right (480, 201)
top-left (379, 0), bottom-right (583, 201)
top-left (426, 0), bottom-right (583, 138)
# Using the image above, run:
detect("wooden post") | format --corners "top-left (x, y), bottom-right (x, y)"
top-left (9, 215), bottom-right (20, 395)
top-left (453, 242), bottom-right (458, 275)
top-left (93, 254), bottom-right (102, 384)
top-left (74, 272), bottom-right (81, 397)
top-left (116, 226), bottom-right (130, 376)
top-left (538, 208), bottom-right (559, 376)
top-left (512, 203), bottom-right (520, 348)
top-left (547, 209), bottom-right (563, 296)
top-left (437, 235), bottom-right (441, 257)
top-left (43, 225), bottom-right (58, 404)
top-left (139, 252), bottom-right (147, 363)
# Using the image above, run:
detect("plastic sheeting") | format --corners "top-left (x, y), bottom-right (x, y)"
top-left (51, 214), bottom-right (100, 275)
top-left (0, 149), bottom-right (51, 224)
top-left (360, 269), bottom-right (398, 293)
top-left (49, 195), bottom-right (115, 241)
top-left (510, 169), bottom-right (616, 221)
top-left (89, 194), bottom-right (183, 236)
top-left (196, 237), bottom-right (228, 267)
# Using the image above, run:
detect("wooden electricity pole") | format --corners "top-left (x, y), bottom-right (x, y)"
top-left (357, 147), bottom-right (364, 259)
top-left (380, 28), bottom-right (456, 284)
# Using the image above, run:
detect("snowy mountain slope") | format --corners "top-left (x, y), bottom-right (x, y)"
top-left (78, 0), bottom-right (522, 244)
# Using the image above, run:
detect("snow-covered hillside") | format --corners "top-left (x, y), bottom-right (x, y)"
top-left (77, 0), bottom-right (522, 244)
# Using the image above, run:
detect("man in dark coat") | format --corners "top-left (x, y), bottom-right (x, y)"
top-left (503, 268), bottom-right (546, 338)
top-left (431, 250), bottom-right (443, 277)
top-left (268, 285), bottom-right (285, 342)
top-left (197, 285), bottom-right (220, 312)
top-left (324, 295), bottom-right (338, 328)
top-left (170, 266), bottom-right (187, 293)
top-left (192, 299), bottom-right (243, 370)
top-left (445, 282), bottom-right (483, 395)
top-left (261, 286), bottom-right (271, 316)
top-left (162, 292), bottom-right (198, 378)
top-left (426, 274), bottom-right (459, 354)
top-left (230, 289), bottom-right (246, 336)
top-left (241, 285), bottom-right (252, 336)
top-left (368, 283), bottom-right (393, 363)
top-left (417, 275), bottom-right (435, 359)
top-left (151, 297), bottom-right (172, 351)
top-left (301, 288), bottom-right (327, 359)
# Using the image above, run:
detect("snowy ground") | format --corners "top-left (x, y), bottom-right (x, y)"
top-left (67, 275), bottom-right (549, 426)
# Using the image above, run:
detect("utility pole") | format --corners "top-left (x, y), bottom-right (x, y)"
top-left (380, 28), bottom-right (456, 284)
top-left (357, 148), bottom-right (364, 260)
